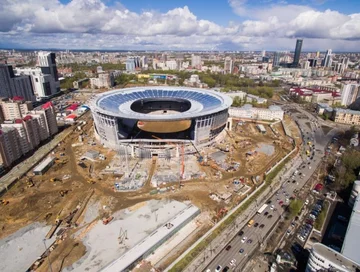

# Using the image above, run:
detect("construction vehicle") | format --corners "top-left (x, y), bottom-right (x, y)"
top-left (102, 216), bottom-right (114, 225)
top-left (50, 177), bottom-right (61, 182)
top-left (26, 177), bottom-right (35, 188)
top-left (59, 190), bottom-right (69, 197)
top-left (216, 208), bottom-right (228, 221)
top-left (0, 199), bottom-right (9, 205)
top-left (87, 179), bottom-right (96, 184)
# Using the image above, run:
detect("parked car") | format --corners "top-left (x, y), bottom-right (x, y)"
top-left (215, 265), bottom-right (222, 272)
top-left (226, 245), bottom-right (232, 251)
top-left (238, 230), bottom-right (244, 236)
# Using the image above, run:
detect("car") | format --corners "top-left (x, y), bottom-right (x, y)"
top-left (215, 265), bottom-right (222, 272)
top-left (254, 223), bottom-right (259, 227)
top-left (268, 214), bottom-right (273, 219)
top-left (287, 180), bottom-right (291, 183)
top-left (222, 266), bottom-right (229, 272)
top-left (247, 239), bottom-right (253, 244)
top-left (267, 200), bottom-right (272, 204)
top-left (241, 236), bottom-right (247, 243)
top-left (270, 205), bottom-right (275, 210)
top-left (259, 224), bottom-right (265, 229)
top-left (286, 229), bottom-right (292, 236)
top-left (238, 230), bottom-right (244, 236)
top-left (230, 259), bottom-right (236, 266)
top-left (226, 245), bottom-right (232, 251)
top-left (279, 201), bottom-right (284, 205)
top-left (239, 248), bottom-right (244, 254)
top-left (264, 212), bottom-right (269, 216)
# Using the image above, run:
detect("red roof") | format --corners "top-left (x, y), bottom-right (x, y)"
top-left (12, 96), bottom-right (24, 101)
top-left (42, 101), bottom-right (54, 110)
top-left (66, 114), bottom-right (77, 119)
top-left (314, 183), bottom-right (324, 191)
top-left (15, 119), bottom-right (23, 124)
top-left (23, 115), bottom-right (32, 121)
top-left (67, 104), bottom-right (79, 111)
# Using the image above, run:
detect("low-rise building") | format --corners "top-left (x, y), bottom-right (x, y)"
top-left (90, 72), bottom-right (115, 89)
top-left (306, 243), bottom-right (360, 272)
top-left (332, 108), bottom-right (360, 125)
top-left (229, 104), bottom-right (284, 121)
top-left (246, 94), bottom-right (267, 104)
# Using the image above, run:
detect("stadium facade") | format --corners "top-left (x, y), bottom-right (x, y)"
top-left (89, 86), bottom-right (232, 158)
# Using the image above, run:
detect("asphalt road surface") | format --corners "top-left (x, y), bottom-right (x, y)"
top-left (205, 109), bottom-right (338, 272)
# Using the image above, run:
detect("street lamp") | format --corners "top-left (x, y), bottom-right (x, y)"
top-left (43, 239), bottom-right (53, 272)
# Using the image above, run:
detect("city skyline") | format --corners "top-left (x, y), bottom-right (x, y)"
top-left (1, 0), bottom-right (360, 51)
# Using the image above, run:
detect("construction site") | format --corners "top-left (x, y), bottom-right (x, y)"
top-left (0, 90), bottom-right (300, 272)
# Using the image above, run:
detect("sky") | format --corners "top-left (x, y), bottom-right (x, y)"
top-left (0, 0), bottom-right (360, 51)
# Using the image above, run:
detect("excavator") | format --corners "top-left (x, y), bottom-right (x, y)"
top-left (26, 177), bottom-right (35, 188)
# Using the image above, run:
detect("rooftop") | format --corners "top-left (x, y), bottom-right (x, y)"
top-left (312, 243), bottom-right (360, 271)
top-left (92, 86), bottom-right (232, 121)
top-left (102, 204), bottom-right (200, 272)
top-left (33, 157), bottom-right (55, 172)
top-left (334, 108), bottom-right (360, 116)
top-left (341, 194), bottom-right (360, 265)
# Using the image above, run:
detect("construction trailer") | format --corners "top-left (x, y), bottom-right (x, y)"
top-left (33, 157), bottom-right (55, 175)
top-left (256, 124), bottom-right (267, 134)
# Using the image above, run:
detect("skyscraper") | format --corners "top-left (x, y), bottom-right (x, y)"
top-left (273, 52), bottom-right (281, 67)
top-left (322, 49), bottom-right (333, 68)
top-left (292, 39), bottom-right (303, 67)
top-left (224, 57), bottom-right (233, 74)
top-left (0, 64), bottom-right (35, 101)
top-left (191, 54), bottom-right (202, 69)
top-left (340, 84), bottom-right (360, 106)
top-left (37, 52), bottom-right (60, 93)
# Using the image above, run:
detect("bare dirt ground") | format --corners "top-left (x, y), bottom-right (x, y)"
top-left (0, 116), bottom-right (299, 271)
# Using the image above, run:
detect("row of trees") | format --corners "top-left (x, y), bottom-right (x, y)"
top-left (60, 71), bottom-right (87, 89)
top-left (59, 62), bottom-right (125, 72)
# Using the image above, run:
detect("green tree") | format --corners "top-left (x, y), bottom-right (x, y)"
top-left (288, 199), bottom-right (303, 217)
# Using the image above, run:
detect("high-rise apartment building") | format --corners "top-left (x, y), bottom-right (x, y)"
top-left (39, 102), bottom-right (58, 136)
top-left (28, 111), bottom-right (50, 141)
top-left (272, 52), bottom-right (281, 67)
top-left (126, 56), bottom-right (141, 71)
top-left (224, 57), bottom-right (233, 74)
top-left (340, 84), bottom-right (360, 106)
top-left (2, 121), bottom-right (31, 154)
top-left (14, 52), bottom-right (60, 99)
top-left (191, 54), bottom-right (202, 69)
top-left (0, 127), bottom-right (23, 167)
top-left (292, 39), bottom-right (303, 67)
top-left (37, 52), bottom-right (60, 92)
top-left (0, 64), bottom-right (35, 101)
top-left (0, 98), bottom-right (33, 120)
top-left (322, 49), bottom-right (333, 68)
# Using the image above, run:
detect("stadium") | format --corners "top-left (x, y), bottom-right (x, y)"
top-left (89, 86), bottom-right (232, 158)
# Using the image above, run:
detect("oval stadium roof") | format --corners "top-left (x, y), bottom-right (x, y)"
top-left (92, 86), bottom-right (233, 121)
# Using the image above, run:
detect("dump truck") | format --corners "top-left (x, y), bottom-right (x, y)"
top-left (102, 216), bottom-right (114, 225)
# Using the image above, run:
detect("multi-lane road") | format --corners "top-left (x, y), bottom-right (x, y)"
top-left (205, 107), bottom-right (339, 272)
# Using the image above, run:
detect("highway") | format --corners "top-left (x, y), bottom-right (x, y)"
top-left (205, 107), bottom-right (339, 272)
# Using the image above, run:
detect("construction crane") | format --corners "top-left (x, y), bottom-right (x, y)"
top-left (189, 140), bottom-right (204, 163)
top-left (118, 227), bottom-right (128, 245)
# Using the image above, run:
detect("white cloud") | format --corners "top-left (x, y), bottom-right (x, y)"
top-left (0, 0), bottom-right (359, 50)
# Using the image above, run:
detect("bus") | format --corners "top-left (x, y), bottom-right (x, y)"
top-left (257, 204), bottom-right (268, 214)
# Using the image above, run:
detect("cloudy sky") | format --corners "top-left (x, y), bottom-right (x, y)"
top-left (1, 0), bottom-right (359, 51)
